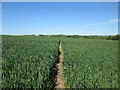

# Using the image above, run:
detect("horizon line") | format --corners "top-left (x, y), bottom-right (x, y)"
top-left (0, 34), bottom-right (120, 36)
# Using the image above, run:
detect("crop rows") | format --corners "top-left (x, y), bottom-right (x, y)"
top-left (2, 36), bottom-right (118, 88)
top-left (2, 36), bottom-right (58, 88)
top-left (62, 38), bottom-right (118, 88)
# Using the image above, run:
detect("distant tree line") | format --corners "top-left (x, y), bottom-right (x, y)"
top-left (24, 34), bottom-right (120, 40)
top-left (50, 34), bottom-right (120, 40)
top-left (106, 35), bottom-right (120, 40)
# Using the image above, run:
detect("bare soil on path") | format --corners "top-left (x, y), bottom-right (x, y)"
top-left (55, 40), bottom-right (65, 88)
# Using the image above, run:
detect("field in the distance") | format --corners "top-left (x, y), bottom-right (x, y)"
top-left (2, 35), bottom-right (118, 88)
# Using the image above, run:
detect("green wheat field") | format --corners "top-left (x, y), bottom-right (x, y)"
top-left (2, 35), bottom-right (118, 88)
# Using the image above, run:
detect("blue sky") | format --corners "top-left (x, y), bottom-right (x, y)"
top-left (2, 2), bottom-right (118, 35)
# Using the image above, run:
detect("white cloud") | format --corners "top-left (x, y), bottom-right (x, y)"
top-left (107, 19), bottom-right (120, 24)
top-left (82, 18), bottom-right (119, 28)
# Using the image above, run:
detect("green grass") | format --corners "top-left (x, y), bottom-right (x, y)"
top-left (2, 36), bottom-right (58, 88)
top-left (62, 38), bottom-right (118, 88)
top-left (2, 35), bottom-right (118, 88)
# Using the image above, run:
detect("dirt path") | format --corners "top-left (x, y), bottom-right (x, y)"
top-left (55, 40), bottom-right (65, 88)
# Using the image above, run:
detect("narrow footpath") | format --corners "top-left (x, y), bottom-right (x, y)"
top-left (55, 40), bottom-right (65, 88)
